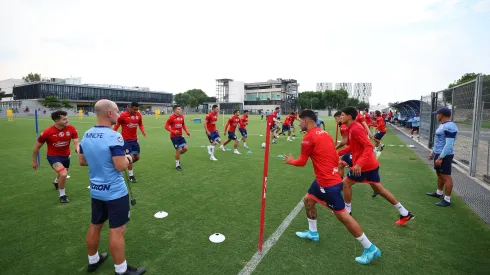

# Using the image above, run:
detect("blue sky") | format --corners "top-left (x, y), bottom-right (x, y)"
top-left (0, 0), bottom-right (489, 105)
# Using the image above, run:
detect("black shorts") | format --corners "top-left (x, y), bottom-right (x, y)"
top-left (412, 126), bottom-right (419, 131)
top-left (434, 154), bottom-right (453, 175)
top-left (91, 194), bottom-right (130, 228)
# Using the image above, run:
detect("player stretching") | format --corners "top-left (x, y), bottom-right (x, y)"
top-left (338, 107), bottom-right (414, 225)
top-left (278, 112), bottom-right (295, 142)
top-left (220, 110), bottom-right (241, 154)
top-left (205, 104), bottom-right (222, 161)
top-left (238, 110), bottom-right (249, 149)
top-left (284, 110), bottom-right (381, 265)
top-left (268, 107), bottom-right (281, 144)
top-left (165, 105), bottom-right (191, 171)
top-left (334, 111), bottom-right (352, 178)
top-left (373, 110), bottom-right (387, 158)
top-left (32, 110), bottom-right (80, 203)
top-left (113, 102), bottom-right (146, 182)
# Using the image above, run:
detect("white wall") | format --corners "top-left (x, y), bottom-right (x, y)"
top-left (229, 81), bottom-right (245, 103)
top-left (0, 78), bottom-right (24, 101)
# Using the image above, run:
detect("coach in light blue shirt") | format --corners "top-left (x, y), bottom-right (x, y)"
top-left (78, 99), bottom-right (146, 275)
top-left (426, 107), bottom-right (458, 208)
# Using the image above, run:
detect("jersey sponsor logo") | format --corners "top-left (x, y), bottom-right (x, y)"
top-left (66, 131), bottom-right (71, 136)
top-left (53, 141), bottom-right (70, 147)
top-left (90, 183), bottom-right (111, 191)
top-left (85, 132), bottom-right (105, 138)
top-left (127, 123), bottom-right (139, 128)
top-left (175, 123), bottom-right (183, 128)
top-left (316, 130), bottom-right (327, 135)
top-left (301, 140), bottom-right (310, 145)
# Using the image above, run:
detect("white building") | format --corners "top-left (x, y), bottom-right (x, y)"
top-left (0, 78), bottom-right (24, 101)
top-left (352, 83), bottom-right (372, 103)
top-left (244, 78), bottom-right (299, 114)
top-left (316, 82), bottom-right (333, 92)
top-left (335, 82), bottom-right (353, 94)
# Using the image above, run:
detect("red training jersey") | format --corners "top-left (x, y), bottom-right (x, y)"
top-left (364, 113), bottom-right (373, 126)
top-left (283, 114), bottom-right (293, 126)
top-left (205, 112), bottom-right (218, 132)
top-left (355, 114), bottom-right (365, 124)
top-left (375, 116), bottom-right (387, 133)
top-left (288, 127), bottom-right (342, 187)
top-left (268, 111), bottom-right (279, 125)
top-left (113, 111), bottom-right (144, 141)
top-left (338, 122), bottom-right (378, 171)
top-left (239, 115), bottom-right (248, 129)
top-left (225, 116), bottom-right (241, 132)
top-left (340, 124), bottom-right (349, 137)
top-left (37, 125), bottom-right (78, 157)
top-left (165, 113), bottom-right (188, 138)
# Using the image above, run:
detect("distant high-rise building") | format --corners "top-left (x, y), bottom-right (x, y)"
top-left (316, 82), bottom-right (333, 92)
top-left (335, 82), bottom-right (353, 94)
top-left (352, 83), bottom-right (372, 103)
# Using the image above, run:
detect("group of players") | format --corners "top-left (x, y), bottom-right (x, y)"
top-left (30, 101), bottom-right (408, 271)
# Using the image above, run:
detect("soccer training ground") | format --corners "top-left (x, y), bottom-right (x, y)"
top-left (1, 114), bottom-right (490, 275)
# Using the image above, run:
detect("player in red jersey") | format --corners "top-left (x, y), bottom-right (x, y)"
top-left (238, 110), bottom-right (249, 149)
top-left (165, 105), bottom-right (191, 171)
top-left (338, 107), bottom-right (414, 226)
top-left (221, 110), bottom-right (242, 154)
top-left (373, 110), bottom-right (387, 158)
top-left (355, 108), bottom-right (373, 139)
top-left (204, 104), bottom-right (222, 161)
top-left (334, 111), bottom-right (352, 178)
top-left (279, 112), bottom-right (295, 142)
top-left (364, 109), bottom-right (375, 136)
top-left (290, 111), bottom-right (300, 137)
top-left (283, 109), bottom-right (381, 264)
top-left (268, 107), bottom-right (281, 144)
top-left (113, 102), bottom-right (146, 182)
top-left (32, 110), bottom-right (80, 203)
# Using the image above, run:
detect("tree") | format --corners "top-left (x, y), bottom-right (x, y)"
top-left (61, 99), bottom-right (74, 109)
top-left (174, 93), bottom-right (191, 108)
top-left (23, 73), bottom-right (41, 83)
top-left (357, 101), bottom-right (370, 110)
top-left (40, 96), bottom-right (73, 110)
top-left (0, 88), bottom-right (6, 98)
top-left (444, 73), bottom-right (489, 104)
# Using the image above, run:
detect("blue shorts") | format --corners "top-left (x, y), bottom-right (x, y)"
top-left (434, 154), bottom-right (453, 175)
top-left (239, 128), bottom-right (247, 138)
top-left (124, 140), bottom-right (140, 155)
top-left (171, 136), bottom-right (187, 149)
top-left (270, 124), bottom-right (278, 131)
top-left (207, 131), bottom-right (221, 143)
top-left (282, 125), bottom-right (291, 132)
top-left (291, 122), bottom-right (295, 128)
top-left (91, 194), bottom-right (130, 228)
top-left (307, 180), bottom-right (345, 212)
top-left (347, 167), bottom-right (381, 184)
top-left (47, 156), bottom-right (70, 169)
top-left (227, 131), bottom-right (237, 140)
top-left (340, 153), bottom-right (353, 168)
top-left (374, 132), bottom-right (386, 140)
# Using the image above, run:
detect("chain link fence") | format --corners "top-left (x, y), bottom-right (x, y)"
top-left (419, 75), bottom-right (489, 182)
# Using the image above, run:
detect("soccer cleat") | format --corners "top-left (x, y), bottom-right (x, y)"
top-left (176, 166), bottom-right (183, 171)
top-left (59, 195), bottom-right (70, 203)
top-left (87, 252), bottom-right (108, 273)
top-left (372, 192), bottom-right (380, 198)
top-left (375, 151), bottom-right (381, 159)
top-left (355, 244), bottom-right (381, 265)
top-left (115, 265), bottom-right (146, 275)
top-left (220, 145), bottom-right (225, 151)
top-left (295, 230), bottom-right (319, 242)
top-left (234, 151), bottom-right (241, 155)
top-left (395, 212), bottom-right (414, 226)
top-left (53, 182), bottom-right (59, 190)
top-left (380, 144), bottom-right (385, 151)
top-left (436, 200), bottom-right (451, 207)
top-left (210, 156), bottom-right (218, 161)
top-left (244, 145), bottom-right (249, 149)
top-left (129, 176), bottom-right (137, 183)
top-left (426, 192), bottom-right (443, 199)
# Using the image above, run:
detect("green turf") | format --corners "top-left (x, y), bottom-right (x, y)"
top-left (0, 114), bottom-right (489, 275)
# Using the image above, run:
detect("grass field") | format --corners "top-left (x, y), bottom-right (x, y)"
top-left (1, 114), bottom-right (490, 275)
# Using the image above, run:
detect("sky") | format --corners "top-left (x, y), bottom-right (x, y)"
top-left (1, 0), bottom-right (489, 105)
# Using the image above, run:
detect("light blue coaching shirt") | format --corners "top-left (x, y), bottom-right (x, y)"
top-left (80, 126), bottom-right (128, 201)
top-left (433, 121), bottom-right (459, 157)
top-left (412, 116), bottom-right (420, 127)
top-left (316, 118), bottom-right (324, 127)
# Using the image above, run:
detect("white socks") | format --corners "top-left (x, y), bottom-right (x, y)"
top-left (114, 260), bottom-right (127, 274)
top-left (394, 202), bottom-right (409, 216)
top-left (436, 189), bottom-right (443, 195)
top-left (345, 203), bottom-right (352, 213)
top-left (356, 233), bottom-right (372, 249)
top-left (444, 196), bottom-right (451, 202)
top-left (59, 189), bottom-right (66, 197)
top-left (176, 160), bottom-right (180, 167)
top-left (308, 218), bottom-right (317, 232)
top-left (88, 252), bottom-right (100, 264)
top-left (128, 170), bottom-right (134, 176)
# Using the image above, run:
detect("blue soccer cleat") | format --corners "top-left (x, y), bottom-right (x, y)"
top-left (295, 230), bottom-right (319, 242)
top-left (355, 244), bottom-right (381, 264)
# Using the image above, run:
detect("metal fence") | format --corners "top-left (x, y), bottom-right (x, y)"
top-left (419, 75), bottom-right (490, 182)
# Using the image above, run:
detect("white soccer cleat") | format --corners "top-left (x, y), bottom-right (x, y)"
top-left (67, 175), bottom-right (71, 179)
top-left (210, 156), bottom-right (218, 161)
top-left (376, 151), bottom-right (382, 159)
top-left (234, 150), bottom-right (241, 155)
top-left (207, 146), bottom-right (212, 155)
top-left (244, 145), bottom-right (249, 149)
top-left (220, 145), bottom-right (225, 152)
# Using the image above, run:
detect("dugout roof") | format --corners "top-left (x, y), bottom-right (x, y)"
top-left (393, 100), bottom-right (420, 118)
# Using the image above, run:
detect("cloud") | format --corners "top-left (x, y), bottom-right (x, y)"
top-left (473, 0), bottom-right (490, 12)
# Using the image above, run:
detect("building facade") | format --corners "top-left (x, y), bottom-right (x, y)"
top-left (243, 78), bottom-right (299, 114)
top-left (0, 78), bottom-right (25, 102)
top-left (352, 82), bottom-right (372, 103)
top-left (316, 82), bottom-right (333, 92)
top-left (12, 82), bottom-right (173, 113)
top-left (334, 82), bottom-right (353, 94)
